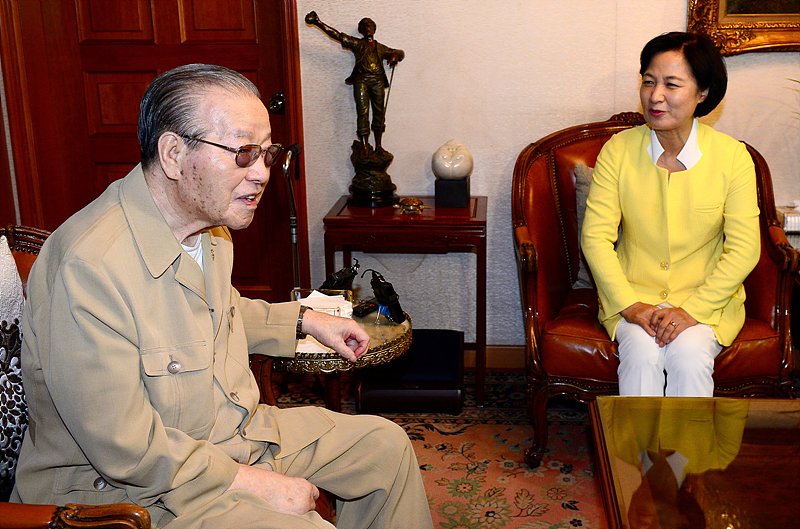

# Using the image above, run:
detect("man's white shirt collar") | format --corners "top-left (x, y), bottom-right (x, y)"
top-left (647, 118), bottom-right (702, 170)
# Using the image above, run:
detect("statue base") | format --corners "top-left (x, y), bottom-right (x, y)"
top-left (435, 176), bottom-right (470, 208)
top-left (348, 140), bottom-right (399, 208)
top-left (347, 187), bottom-right (400, 208)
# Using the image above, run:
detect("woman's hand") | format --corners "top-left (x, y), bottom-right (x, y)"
top-left (620, 303), bottom-right (698, 346)
top-left (649, 307), bottom-right (698, 347)
top-left (620, 302), bottom-right (660, 336)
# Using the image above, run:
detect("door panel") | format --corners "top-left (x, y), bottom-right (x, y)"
top-left (1, 0), bottom-right (308, 301)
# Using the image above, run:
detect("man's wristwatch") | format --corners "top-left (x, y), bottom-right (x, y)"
top-left (296, 306), bottom-right (312, 339)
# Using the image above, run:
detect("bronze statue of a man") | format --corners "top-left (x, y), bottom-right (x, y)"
top-left (306, 11), bottom-right (405, 155)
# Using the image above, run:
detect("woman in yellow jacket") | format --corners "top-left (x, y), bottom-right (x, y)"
top-left (581, 32), bottom-right (760, 396)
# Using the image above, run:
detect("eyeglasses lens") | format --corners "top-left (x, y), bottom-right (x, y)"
top-left (264, 144), bottom-right (282, 167)
top-left (234, 144), bottom-right (282, 168)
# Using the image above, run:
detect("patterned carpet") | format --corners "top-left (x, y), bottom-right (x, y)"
top-left (273, 371), bottom-right (607, 529)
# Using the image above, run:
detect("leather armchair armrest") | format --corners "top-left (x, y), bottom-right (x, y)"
top-left (514, 224), bottom-right (537, 274)
top-left (768, 225), bottom-right (800, 272)
top-left (0, 503), bottom-right (151, 529)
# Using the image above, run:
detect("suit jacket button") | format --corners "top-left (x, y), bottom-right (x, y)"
top-left (660, 290), bottom-right (668, 299)
top-left (230, 306), bottom-right (235, 317)
top-left (167, 361), bottom-right (182, 374)
top-left (230, 391), bottom-right (240, 402)
top-left (93, 477), bottom-right (107, 490)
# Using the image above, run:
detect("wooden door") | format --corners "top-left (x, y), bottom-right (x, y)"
top-left (0, 0), bottom-right (309, 301)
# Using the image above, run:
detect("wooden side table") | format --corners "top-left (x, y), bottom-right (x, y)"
top-left (323, 195), bottom-right (488, 405)
top-left (251, 313), bottom-right (411, 412)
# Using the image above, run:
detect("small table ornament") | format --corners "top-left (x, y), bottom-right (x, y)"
top-left (432, 140), bottom-right (472, 208)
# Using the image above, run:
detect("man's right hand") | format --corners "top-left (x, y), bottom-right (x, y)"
top-left (227, 464), bottom-right (319, 516)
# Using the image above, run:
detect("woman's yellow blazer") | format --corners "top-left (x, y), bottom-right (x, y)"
top-left (581, 123), bottom-right (760, 346)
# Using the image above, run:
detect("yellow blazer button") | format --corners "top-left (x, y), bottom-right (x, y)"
top-left (660, 290), bottom-right (668, 299)
top-left (660, 261), bottom-right (669, 270)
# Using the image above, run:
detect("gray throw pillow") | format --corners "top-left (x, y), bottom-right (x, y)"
top-left (574, 162), bottom-right (595, 289)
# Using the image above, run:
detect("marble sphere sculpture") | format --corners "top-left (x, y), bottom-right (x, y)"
top-left (432, 140), bottom-right (473, 180)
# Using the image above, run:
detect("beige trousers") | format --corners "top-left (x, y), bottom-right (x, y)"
top-left (162, 410), bottom-right (433, 529)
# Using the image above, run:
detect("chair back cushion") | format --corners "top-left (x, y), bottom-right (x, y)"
top-left (0, 236), bottom-right (24, 326)
top-left (0, 319), bottom-right (24, 502)
top-left (0, 235), bottom-right (26, 502)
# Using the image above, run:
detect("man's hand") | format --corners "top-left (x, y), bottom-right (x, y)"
top-left (301, 309), bottom-right (370, 362)
top-left (227, 465), bottom-right (318, 516)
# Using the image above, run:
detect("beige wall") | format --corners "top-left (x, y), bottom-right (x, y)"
top-left (297, 0), bottom-right (800, 346)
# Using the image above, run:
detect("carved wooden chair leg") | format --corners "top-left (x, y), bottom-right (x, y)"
top-left (524, 383), bottom-right (550, 468)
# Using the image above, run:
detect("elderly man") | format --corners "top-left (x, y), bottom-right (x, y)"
top-left (12, 64), bottom-right (433, 529)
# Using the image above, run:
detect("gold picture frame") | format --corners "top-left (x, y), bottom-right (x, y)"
top-left (688, 0), bottom-right (800, 56)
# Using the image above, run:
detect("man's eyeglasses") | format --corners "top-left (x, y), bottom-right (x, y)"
top-left (183, 136), bottom-right (283, 168)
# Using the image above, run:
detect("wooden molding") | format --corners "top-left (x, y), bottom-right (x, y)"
top-left (0, 0), bottom-right (43, 226)
top-left (465, 345), bottom-right (525, 371)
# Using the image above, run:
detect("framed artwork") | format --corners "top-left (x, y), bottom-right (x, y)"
top-left (688, 0), bottom-right (800, 56)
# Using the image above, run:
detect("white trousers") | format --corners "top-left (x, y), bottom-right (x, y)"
top-left (615, 319), bottom-right (722, 397)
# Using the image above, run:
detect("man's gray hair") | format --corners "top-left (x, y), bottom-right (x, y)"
top-left (138, 64), bottom-right (261, 170)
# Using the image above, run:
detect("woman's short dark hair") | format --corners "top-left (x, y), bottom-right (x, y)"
top-left (639, 32), bottom-right (727, 117)
top-left (138, 64), bottom-right (260, 170)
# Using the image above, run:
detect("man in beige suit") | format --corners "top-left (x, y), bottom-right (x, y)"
top-left (12, 64), bottom-right (433, 529)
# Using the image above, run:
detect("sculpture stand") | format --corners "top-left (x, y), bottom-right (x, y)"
top-left (347, 140), bottom-right (399, 207)
top-left (435, 176), bottom-right (470, 208)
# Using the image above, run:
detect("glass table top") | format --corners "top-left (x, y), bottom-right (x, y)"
top-left (593, 396), bottom-right (800, 529)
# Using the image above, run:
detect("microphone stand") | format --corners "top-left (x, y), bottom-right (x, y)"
top-left (282, 144), bottom-right (303, 289)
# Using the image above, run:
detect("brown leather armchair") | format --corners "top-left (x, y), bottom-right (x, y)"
top-left (512, 113), bottom-right (799, 468)
top-left (0, 225), bottom-right (333, 525)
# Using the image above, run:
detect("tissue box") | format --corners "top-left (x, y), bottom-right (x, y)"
top-left (778, 205), bottom-right (800, 233)
top-left (357, 329), bottom-right (464, 414)
top-left (293, 289), bottom-right (353, 318)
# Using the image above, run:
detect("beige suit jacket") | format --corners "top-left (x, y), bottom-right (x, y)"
top-left (13, 165), bottom-right (334, 525)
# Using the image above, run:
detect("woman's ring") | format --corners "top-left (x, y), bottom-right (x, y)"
top-left (670, 321), bottom-right (678, 328)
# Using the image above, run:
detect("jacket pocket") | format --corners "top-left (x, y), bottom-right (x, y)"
top-left (141, 342), bottom-right (214, 436)
top-left (52, 464), bottom-right (127, 500)
top-left (694, 204), bottom-right (723, 214)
